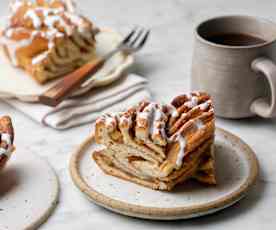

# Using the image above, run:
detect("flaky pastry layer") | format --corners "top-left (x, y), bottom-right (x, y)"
top-left (94, 92), bottom-right (216, 190)
top-left (0, 0), bottom-right (98, 84)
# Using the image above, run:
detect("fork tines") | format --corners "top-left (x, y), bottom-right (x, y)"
top-left (121, 27), bottom-right (150, 51)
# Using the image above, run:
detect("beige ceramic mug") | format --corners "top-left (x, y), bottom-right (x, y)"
top-left (191, 15), bottom-right (276, 118)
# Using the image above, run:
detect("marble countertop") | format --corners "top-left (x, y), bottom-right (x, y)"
top-left (1, 0), bottom-right (276, 229)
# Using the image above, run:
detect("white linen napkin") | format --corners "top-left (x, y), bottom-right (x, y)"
top-left (4, 74), bottom-right (151, 130)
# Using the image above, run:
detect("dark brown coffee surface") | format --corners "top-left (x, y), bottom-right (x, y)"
top-left (206, 33), bottom-right (266, 46)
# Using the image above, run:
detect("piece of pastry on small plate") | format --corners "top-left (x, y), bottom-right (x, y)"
top-left (0, 116), bottom-right (15, 171)
top-left (0, 0), bottom-right (98, 84)
top-left (93, 92), bottom-right (216, 191)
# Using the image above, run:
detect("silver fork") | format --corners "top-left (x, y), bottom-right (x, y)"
top-left (39, 27), bottom-right (150, 107)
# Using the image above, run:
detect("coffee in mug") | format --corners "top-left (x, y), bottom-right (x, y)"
top-left (191, 15), bottom-right (276, 118)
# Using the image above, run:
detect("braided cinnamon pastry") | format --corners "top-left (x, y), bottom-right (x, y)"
top-left (0, 116), bottom-right (15, 171)
top-left (93, 92), bottom-right (216, 191)
top-left (0, 0), bottom-right (98, 84)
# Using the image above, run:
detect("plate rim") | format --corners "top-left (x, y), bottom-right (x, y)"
top-left (0, 151), bottom-right (60, 229)
top-left (0, 28), bottom-right (134, 102)
top-left (28, 154), bottom-right (60, 229)
top-left (69, 127), bottom-right (259, 219)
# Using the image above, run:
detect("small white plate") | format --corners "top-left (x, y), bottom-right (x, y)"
top-left (70, 127), bottom-right (258, 220)
top-left (0, 151), bottom-right (59, 229)
top-left (0, 28), bottom-right (134, 102)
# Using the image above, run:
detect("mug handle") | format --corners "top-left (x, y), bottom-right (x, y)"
top-left (250, 57), bottom-right (276, 118)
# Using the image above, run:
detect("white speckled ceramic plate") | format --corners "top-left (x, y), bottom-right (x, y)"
top-left (69, 127), bottom-right (258, 220)
top-left (0, 151), bottom-right (59, 229)
top-left (0, 28), bottom-right (134, 102)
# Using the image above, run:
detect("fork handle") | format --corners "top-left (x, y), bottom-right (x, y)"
top-left (39, 57), bottom-right (105, 107)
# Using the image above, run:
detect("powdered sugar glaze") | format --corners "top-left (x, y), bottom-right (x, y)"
top-left (0, 0), bottom-right (95, 66)
top-left (98, 92), bottom-right (214, 168)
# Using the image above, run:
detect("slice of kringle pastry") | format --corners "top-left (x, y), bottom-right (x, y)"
top-left (0, 116), bottom-right (15, 171)
top-left (0, 0), bottom-right (98, 84)
top-left (93, 92), bottom-right (216, 191)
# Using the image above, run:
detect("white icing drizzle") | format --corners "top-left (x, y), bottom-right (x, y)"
top-left (0, 147), bottom-right (6, 154)
top-left (1, 0), bottom-right (94, 66)
top-left (138, 112), bottom-right (150, 121)
top-left (170, 118), bottom-right (205, 167)
top-left (6, 28), bottom-right (14, 37)
top-left (0, 147), bottom-right (12, 157)
top-left (175, 135), bottom-right (186, 167)
top-left (199, 100), bottom-right (211, 110)
top-left (43, 29), bottom-right (64, 49)
top-left (10, 0), bottom-right (24, 12)
top-left (5, 27), bottom-right (28, 38)
top-left (0, 33), bottom-right (37, 65)
top-left (194, 119), bottom-right (205, 130)
top-left (137, 103), bottom-right (167, 139)
top-left (184, 96), bottom-right (198, 108)
top-left (151, 109), bottom-right (161, 134)
top-left (168, 129), bottom-right (187, 167)
top-left (65, 12), bottom-right (91, 36)
top-left (35, 7), bottom-right (64, 17)
top-left (1, 133), bottom-right (12, 145)
top-left (0, 3), bottom-right (68, 65)
top-left (44, 15), bottom-right (73, 35)
top-left (134, 97), bottom-right (209, 167)
top-left (166, 95), bottom-right (210, 167)
top-left (151, 107), bottom-right (167, 140)
top-left (172, 109), bottom-right (179, 117)
top-left (137, 103), bottom-right (155, 128)
top-left (24, 9), bottom-right (42, 29)
top-left (32, 51), bottom-right (49, 65)
top-left (97, 94), bottom-right (211, 169)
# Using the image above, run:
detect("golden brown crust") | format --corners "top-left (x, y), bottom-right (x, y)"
top-left (92, 139), bottom-right (214, 191)
top-left (0, 0), bottom-right (98, 84)
top-left (93, 92), bottom-right (216, 190)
